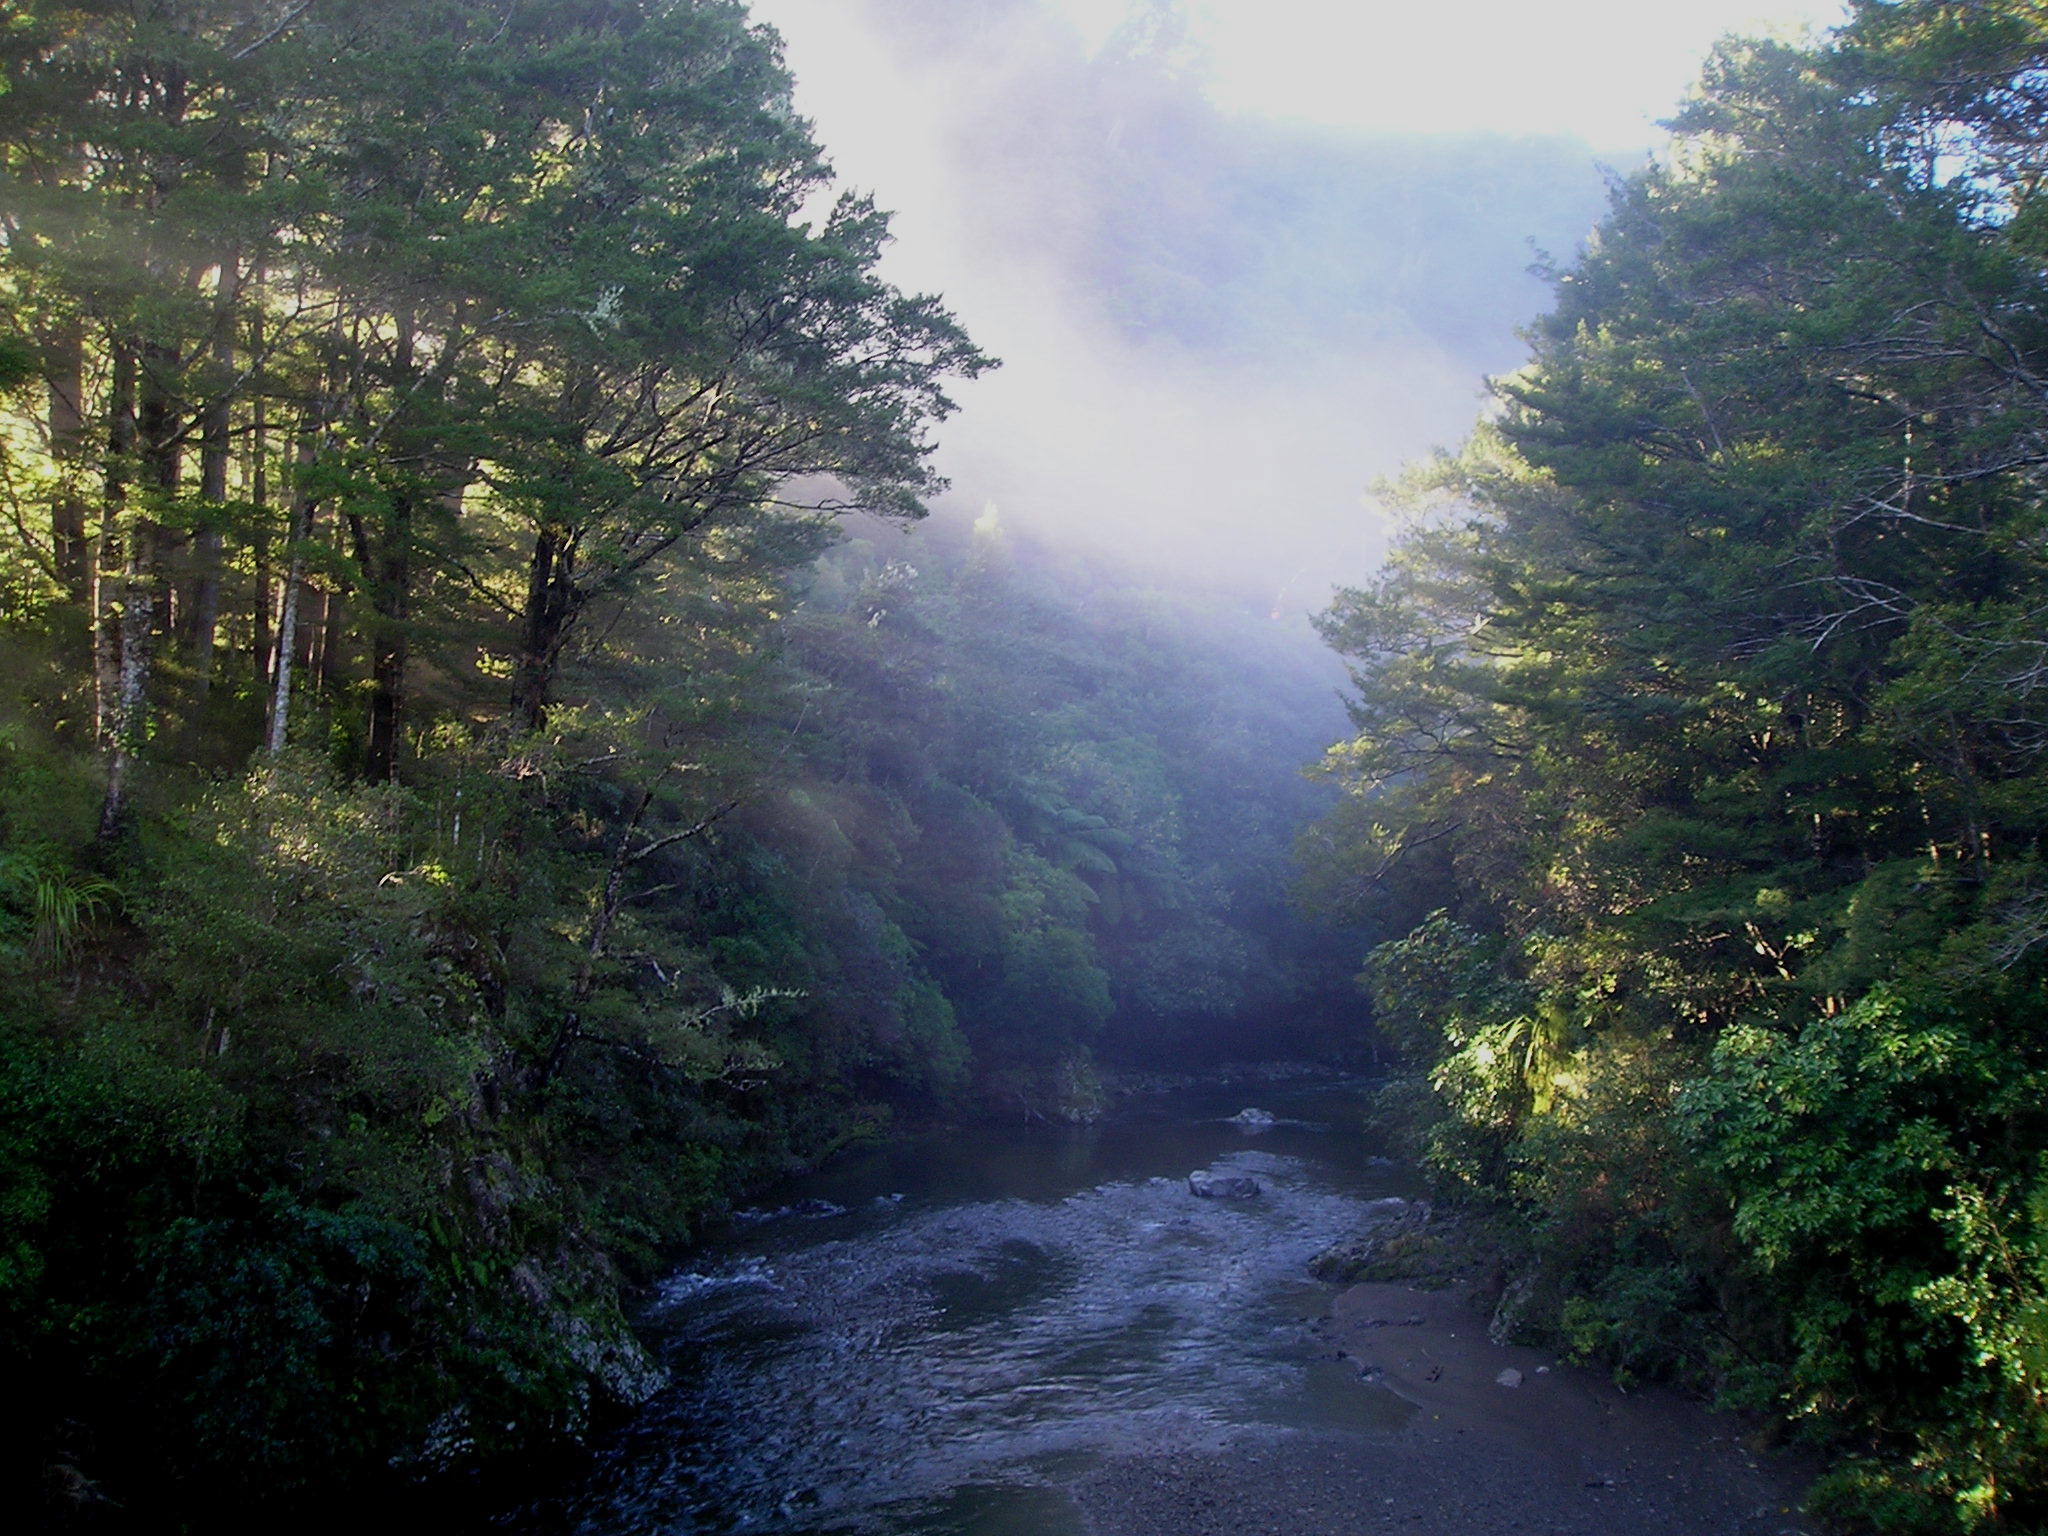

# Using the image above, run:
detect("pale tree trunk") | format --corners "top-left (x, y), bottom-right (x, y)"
top-left (250, 301), bottom-right (271, 687)
top-left (92, 343), bottom-right (135, 754)
top-left (99, 340), bottom-right (181, 841)
top-left (267, 420), bottom-right (319, 754)
top-left (251, 428), bottom-right (271, 686)
top-left (189, 254), bottom-right (240, 706)
top-left (100, 532), bottom-right (157, 840)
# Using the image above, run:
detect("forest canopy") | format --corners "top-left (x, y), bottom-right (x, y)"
top-left (31, 0), bottom-right (2048, 1529)
top-left (0, 1), bottom-right (1358, 1523)
top-left (1305, 2), bottom-right (2048, 1528)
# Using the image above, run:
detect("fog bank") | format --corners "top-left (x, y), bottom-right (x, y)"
top-left (753, 0), bottom-right (1616, 610)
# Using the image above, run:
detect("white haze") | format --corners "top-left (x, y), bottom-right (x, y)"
top-left (751, 0), bottom-right (1845, 616)
top-left (1051, 0), bottom-right (1849, 148)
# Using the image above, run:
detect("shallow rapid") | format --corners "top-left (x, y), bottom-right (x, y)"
top-left (511, 1080), bottom-right (1417, 1534)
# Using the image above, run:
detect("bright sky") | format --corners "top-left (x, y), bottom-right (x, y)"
top-left (1047, 0), bottom-right (1849, 149)
top-left (742, 0), bottom-right (1860, 601)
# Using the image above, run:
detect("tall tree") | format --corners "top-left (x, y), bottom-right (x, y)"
top-left (1, 0), bottom-right (317, 824)
top-left (1310, 6), bottom-right (2048, 1525)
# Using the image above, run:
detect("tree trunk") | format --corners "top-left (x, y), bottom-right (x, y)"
top-left (47, 324), bottom-right (91, 607)
top-left (95, 354), bottom-right (144, 843)
top-left (99, 527), bottom-right (157, 841)
top-left (359, 494), bottom-right (412, 782)
top-left (268, 566), bottom-right (301, 755)
top-left (189, 253), bottom-right (243, 704)
top-left (356, 311), bottom-right (418, 783)
top-left (267, 422), bottom-right (319, 754)
top-left (40, 142), bottom-right (92, 631)
top-left (251, 397), bottom-right (271, 686)
top-left (190, 407), bottom-right (228, 704)
top-left (140, 341), bottom-right (183, 655)
top-left (510, 525), bottom-right (584, 732)
top-left (92, 344), bottom-right (135, 823)
top-left (366, 609), bottom-right (407, 780)
top-left (317, 582), bottom-right (345, 688)
top-left (99, 341), bottom-right (181, 839)
top-left (299, 577), bottom-right (325, 678)
top-left (47, 325), bottom-right (94, 725)
top-left (93, 347), bottom-right (136, 738)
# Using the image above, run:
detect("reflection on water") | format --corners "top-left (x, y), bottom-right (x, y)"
top-left (513, 1082), bottom-right (1417, 1535)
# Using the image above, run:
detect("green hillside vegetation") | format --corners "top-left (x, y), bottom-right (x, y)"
top-left (0, 2), bottom-right (1355, 1523)
top-left (1307, 3), bottom-right (2048, 1528)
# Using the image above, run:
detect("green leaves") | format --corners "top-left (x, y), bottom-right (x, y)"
top-left (1313, 3), bottom-right (2048, 1521)
top-left (27, 868), bottom-right (118, 962)
top-left (1680, 978), bottom-right (2048, 1526)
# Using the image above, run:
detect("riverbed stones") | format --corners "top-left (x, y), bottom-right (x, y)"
top-left (1496, 1367), bottom-right (1524, 1388)
top-left (1489, 1274), bottom-right (1538, 1345)
top-left (1306, 1197), bottom-right (1431, 1282)
top-left (1188, 1169), bottom-right (1261, 1199)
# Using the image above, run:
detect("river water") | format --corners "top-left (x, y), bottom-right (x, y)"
top-left (516, 1079), bottom-right (1424, 1535)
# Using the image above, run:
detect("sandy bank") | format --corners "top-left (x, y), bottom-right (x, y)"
top-left (1071, 1273), bottom-right (1817, 1536)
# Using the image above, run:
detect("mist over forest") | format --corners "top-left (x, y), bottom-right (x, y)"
top-left (7, 1), bottom-right (2048, 1533)
top-left (752, 0), bottom-right (1613, 600)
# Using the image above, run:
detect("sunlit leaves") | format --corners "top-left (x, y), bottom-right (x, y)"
top-left (1312, 3), bottom-right (2048, 1522)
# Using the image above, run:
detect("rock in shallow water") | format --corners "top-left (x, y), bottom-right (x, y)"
top-left (1229, 1107), bottom-right (1277, 1129)
top-left (1188, 1169), bottom-right (1261, 1199)
top-left (1306, 1198), bottom-right (1421, 1282)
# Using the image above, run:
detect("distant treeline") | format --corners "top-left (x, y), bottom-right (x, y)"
top-left (0, 1), bottom-right (1356, 1524)
top-left (1305, 3), bottom-right (2048, 1528)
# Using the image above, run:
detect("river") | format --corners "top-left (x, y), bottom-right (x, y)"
top-left (497, 1077), bottom-right (1812, 1536)
top-left (499, 1078), bottom-right (1419, 1533)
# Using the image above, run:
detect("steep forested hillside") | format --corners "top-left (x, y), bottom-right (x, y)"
top-left (1308, 3), bottom-right (2048, 1528)
top-left (778, 518), bottom-right (1359, 1095)
top-left (0, 2), bottom-right (1356, 1523)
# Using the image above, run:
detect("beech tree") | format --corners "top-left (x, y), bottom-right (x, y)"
top-left (0, 0), bottom-right (985, 792)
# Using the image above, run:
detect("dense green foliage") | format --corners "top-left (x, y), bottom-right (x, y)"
top-left (0, 1), bottom-right (1355, 1523)
top-left (1310, 4), bottom-right (2048, 1527)
top-left (783, 518), bottom-right (1357, 1094)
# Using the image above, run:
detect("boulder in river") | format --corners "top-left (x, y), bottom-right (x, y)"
top-left (1188, 1169), bottom-right (1261, 1199)
top-left (1229, 1107), bottom-right (1276, 1129)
